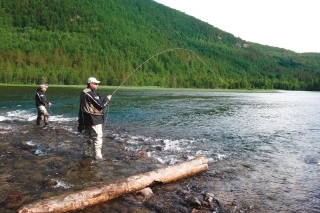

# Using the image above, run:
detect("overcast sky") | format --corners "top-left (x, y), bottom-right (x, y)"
top-left (153, 0), bottom-right (320, 53)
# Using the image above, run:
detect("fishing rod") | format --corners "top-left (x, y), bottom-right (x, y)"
top-left (111, 47), bottom-right (224, 96)
top-left (104, 47), bottom-right (224, 125)
top-left (47, 106), bottom-right (54, 115)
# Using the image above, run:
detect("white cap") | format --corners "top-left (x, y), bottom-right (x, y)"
top-left (87, 77), bottom-right (101, 84)
top-left (40, 84), bottom-right (48, 88)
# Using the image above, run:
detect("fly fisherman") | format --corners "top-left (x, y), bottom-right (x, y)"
top-left (35, 84), bottom-right (51, 127)
top-left (78, 77), bottom-right (112, 161)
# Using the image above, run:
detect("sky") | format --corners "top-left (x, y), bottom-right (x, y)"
top-left (153, 0), bottom-right (320, 53)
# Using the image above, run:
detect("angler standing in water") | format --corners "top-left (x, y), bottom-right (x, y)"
top-left (35, 84), bottom-right (51, 127)
top-left (78, 77), bottom-right (112, 161)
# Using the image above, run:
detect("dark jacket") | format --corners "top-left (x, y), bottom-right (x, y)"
top-left (78, 88), bottom-right (110, 128)
top-left (35, 89), bottom-right (49, 107)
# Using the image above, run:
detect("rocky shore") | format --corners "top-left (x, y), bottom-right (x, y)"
top-left (0, 122), bottom-right (256, 213)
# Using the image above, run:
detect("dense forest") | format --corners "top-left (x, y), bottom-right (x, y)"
top-left (0, 0), bottom-right (320, 90)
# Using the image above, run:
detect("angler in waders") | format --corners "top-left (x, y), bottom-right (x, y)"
top-left (35, 84), bottom-right (51, 127)
top-left (78, 77), bottom-right (112, 161)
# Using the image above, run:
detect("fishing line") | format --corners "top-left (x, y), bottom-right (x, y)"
top-left (111, 47), bottom-right (224, 96)
top-left (47, 107), bottom-right (54, 115)
top-left (104, 47), bottom-right (223, 125)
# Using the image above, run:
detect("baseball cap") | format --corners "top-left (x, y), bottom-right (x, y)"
top-left (87, 77), bottom-right (101, 84)
top-left (39, 84), bottom-right (48, 88)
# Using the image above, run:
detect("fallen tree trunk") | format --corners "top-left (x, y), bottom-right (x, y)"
top-left (18, 155), bottom-right (208, 213)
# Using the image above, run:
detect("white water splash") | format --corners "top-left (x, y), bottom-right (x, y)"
top-left (53, 179), bottom-right (73, 189)
top-left (0, 115), bottom-right (7, 121)
top-left (119, 133), bottom-right (211, 164)
top-left (26, 140), bottom-right (36, 146)
top-left (34, 148), bottom-right (48, 156)
top-left (217, 154), bottom-right (227, 160)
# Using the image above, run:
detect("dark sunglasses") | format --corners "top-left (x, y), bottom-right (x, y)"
top-left (92, 83), bottom-right (99, 85)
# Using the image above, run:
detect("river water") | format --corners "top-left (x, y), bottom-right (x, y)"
top-left (0, 85), bottom-right (319, 213)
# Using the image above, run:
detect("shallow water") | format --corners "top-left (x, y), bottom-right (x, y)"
top-left (0, 85), bottom-right (320, 212)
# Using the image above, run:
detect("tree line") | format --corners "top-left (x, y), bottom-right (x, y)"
top-left (0, 0), bottom-right (319, 90)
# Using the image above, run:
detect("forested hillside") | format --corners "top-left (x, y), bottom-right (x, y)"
top-left (1, 0), bottom-right (320, 90)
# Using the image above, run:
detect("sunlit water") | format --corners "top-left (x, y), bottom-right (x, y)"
top-left (0, 85), bottom-right (319, 212)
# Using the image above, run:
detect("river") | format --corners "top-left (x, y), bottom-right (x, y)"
top-left (0, 85), bottom-right (319, 213)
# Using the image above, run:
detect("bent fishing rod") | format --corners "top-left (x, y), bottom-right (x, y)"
top-left (104, 47), bottom-right (223, 124)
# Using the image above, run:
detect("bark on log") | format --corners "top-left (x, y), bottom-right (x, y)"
top-left (18, 155), bottom-right (208, 213)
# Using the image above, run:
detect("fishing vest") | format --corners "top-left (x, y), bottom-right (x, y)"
top-left (82, 89), bottom-right (104, 116)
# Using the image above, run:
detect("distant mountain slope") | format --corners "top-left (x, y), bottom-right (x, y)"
top-left (0, 0), bottom-right (319, 90)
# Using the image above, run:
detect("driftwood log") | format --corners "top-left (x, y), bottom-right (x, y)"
top-left (18, 155), bottom-right (208, 213)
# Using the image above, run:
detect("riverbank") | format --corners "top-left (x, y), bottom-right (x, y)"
top-left (0, 121), bottom-right (254, 213)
